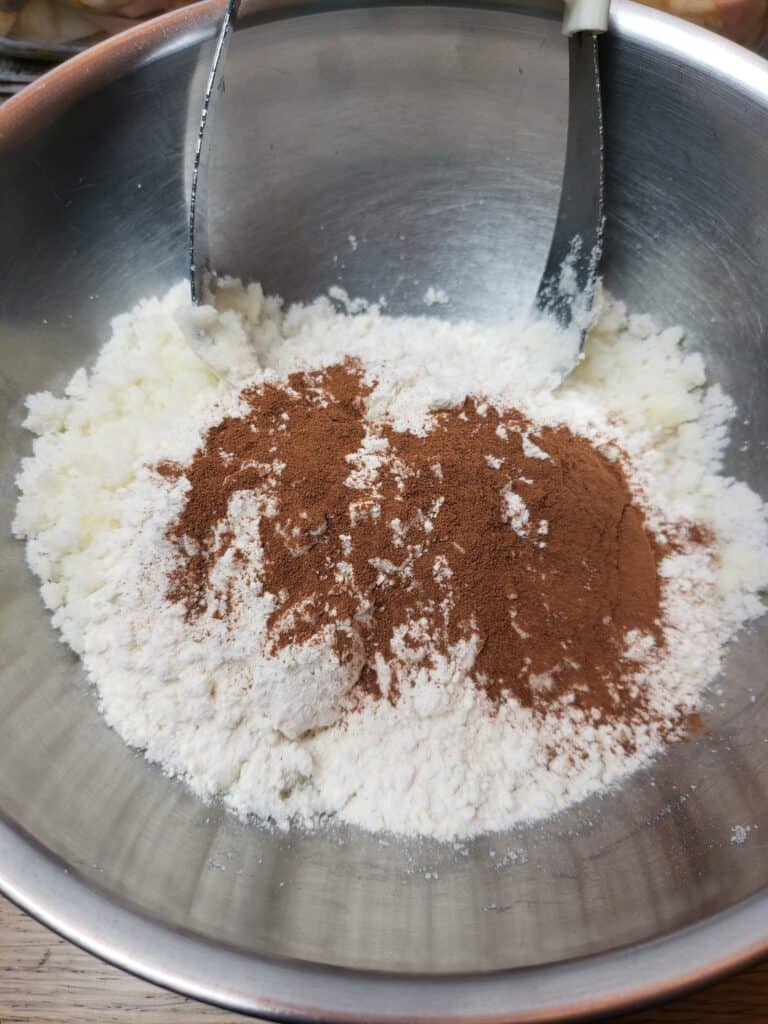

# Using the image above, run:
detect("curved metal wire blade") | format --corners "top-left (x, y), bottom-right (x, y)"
top-left (189, 0), bottom-right (237, 304)
top-left (535, 32), bottom-right (604, 338)
top-left (191, 1), bottom-right (603, 364)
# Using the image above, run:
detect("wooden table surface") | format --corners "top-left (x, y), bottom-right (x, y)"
top-left (1, 895), bottom-right (767, 1023)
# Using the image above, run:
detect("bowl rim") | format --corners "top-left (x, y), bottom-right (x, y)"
top-left (2, 1), bottom-right (768, 1019)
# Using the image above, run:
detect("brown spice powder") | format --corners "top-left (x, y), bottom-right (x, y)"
top-left (159, 360), bottom-right (665, 723)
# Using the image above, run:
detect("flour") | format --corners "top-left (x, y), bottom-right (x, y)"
top-left (500, 485), bottom-right (530, 537)
top-left (423, 286), bottom-right (449, 307)
top-left (730, 824), bottom-right (755, 845)
top-left (13, 281), bottom-right (768, 839)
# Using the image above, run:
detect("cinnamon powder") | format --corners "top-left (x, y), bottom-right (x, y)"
top-left (159, 360), bottom-right (663, 721)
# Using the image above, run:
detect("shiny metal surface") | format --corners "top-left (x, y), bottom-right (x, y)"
top-left (190, 0), bottom-right (570, 322)
top-left (188, 0), bottom-right (233, 305)
top-left (1, 2), bottom-right (768, 1019)
top-left (192, 0), bottom-right (604, 342)
top-left (536, 31), bottom-right (604, 334)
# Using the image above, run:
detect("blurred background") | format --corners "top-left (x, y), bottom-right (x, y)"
top-left (1, 0), bottom-right (767, 102)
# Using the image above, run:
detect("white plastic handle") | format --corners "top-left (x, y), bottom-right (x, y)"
top-left (562, 0), bottom-right (610, 34)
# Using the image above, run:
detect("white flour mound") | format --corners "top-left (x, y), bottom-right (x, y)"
top-left (13, 281), bottom-right (768, 839)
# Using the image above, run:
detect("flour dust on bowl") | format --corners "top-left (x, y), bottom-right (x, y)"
top-left (2, 2), bottom-right (768, 1020)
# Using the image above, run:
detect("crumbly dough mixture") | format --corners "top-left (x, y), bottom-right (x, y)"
top-left (13, 281), bottom-right (768, 839)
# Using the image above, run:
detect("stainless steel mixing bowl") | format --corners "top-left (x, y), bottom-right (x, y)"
top-left (1, 2), bottom-right (768, 1019)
